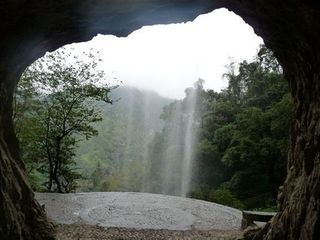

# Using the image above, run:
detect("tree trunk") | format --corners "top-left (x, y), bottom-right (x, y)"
top-left (0, 71), bottom-right (55, 239)
top-left (53, 139), bottom-right (63, 193)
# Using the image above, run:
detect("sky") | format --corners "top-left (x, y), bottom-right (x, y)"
top-left (69, 8), bottom-right (263, 99)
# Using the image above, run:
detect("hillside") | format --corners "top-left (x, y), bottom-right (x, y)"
top-left (76, 86), bottom-right (172, 191)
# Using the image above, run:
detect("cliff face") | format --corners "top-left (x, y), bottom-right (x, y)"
top-left (0, 1), bottom-right (320, 239)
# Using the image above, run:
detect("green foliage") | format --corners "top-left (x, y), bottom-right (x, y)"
top-left (188, 45), bottom-right (292, 209)
top-left (208, 188), bottom-right (245, 210)
top-left (99, 160), bottom-right (146, 192)
top-left (75, 87), bottom-right (171, 192)
top-left (144, 53), bottom-right (289, 207)
top-left (189, 185), bottom-right (211, 200)
top-left (15, 44), bottom-right (291, 212)
top-left (14, 47), bottom-right (115, 192)
top-left (189, 185), bottom-right (244, 209)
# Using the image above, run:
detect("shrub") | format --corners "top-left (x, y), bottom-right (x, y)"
top-left (209, 188), bottom-right (245, 209)
top-left (188, 185), bottom-right (211, 201)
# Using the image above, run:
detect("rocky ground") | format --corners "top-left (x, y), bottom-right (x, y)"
top-left (57, 224), bottom-right (242, 240)
top-left (37, 192), bottom-right (244, 239)
top-left (37, 192), bottom-right (242, 231)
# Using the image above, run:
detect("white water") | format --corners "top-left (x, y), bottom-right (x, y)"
top-left (110, 86), bottom-right (199, 197)
top-left (157, 87), bottom-right (199, 197)
top-left (181, 89), bottom-right (197, 196)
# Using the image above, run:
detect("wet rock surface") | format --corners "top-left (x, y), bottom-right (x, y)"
top-left (36, 192), bottom-right (242, 231)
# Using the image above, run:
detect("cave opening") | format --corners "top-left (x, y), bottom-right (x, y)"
top-left (1, 1), bottom-right (320, 240)
top-left (14, 9), bottom-right (292, 239)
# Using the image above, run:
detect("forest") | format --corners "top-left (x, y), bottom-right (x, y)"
top-left (14, 45), bottom-right (292, 211)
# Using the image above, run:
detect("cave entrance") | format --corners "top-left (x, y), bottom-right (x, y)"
top-left (15, 8), bottom-right (286, 229)
top-left (1, 1), bottom-right (319, 239)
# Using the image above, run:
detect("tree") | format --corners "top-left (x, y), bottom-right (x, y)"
top-left (189, 45), bottom-right (292, 210)
top-left (14, 48), bottom-right (116, 193)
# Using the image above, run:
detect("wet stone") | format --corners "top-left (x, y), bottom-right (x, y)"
top-left (36, 192), bottom-right (241, 231)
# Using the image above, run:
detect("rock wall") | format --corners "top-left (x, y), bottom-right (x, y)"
top-left (0, 1), bottom-right (320, 239)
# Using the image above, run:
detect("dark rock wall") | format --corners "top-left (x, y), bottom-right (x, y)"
top-left (232, 2), bottom-right (320, 239)
top-left (0, 1), bottom-right (319, 239)
top-left (0, 70), bottom-right (56, 239)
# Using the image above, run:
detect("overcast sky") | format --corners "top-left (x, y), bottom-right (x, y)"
top-left (70, 8), bottom-right (263, 99)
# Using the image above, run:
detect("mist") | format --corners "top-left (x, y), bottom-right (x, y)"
top-left (67, 8), bottom-right (263, 99)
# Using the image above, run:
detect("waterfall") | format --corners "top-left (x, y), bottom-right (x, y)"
top-left (98, 85), bottom-right (200, 198)
top-left (181, 88), bottom-right (197, 197)
top-left (160, 102), bottom-right (184, 195)
top-left (156, 84), bottom-right (199, 197)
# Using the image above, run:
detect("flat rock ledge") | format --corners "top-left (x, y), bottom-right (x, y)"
top-left (36, 192), bottom-right (242, 231)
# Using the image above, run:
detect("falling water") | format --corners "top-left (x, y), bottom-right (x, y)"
top-left (161, 102), bottom-right (184, 195)
top-left (90, 85), bottom-right (199, 197)
top-left (122, 86), bottom-right (199, 197)
top-left (140, 90), bottom-right (156, 192)
top-left (156, 86), bottom-right (199, 197)
top-left (181, 89), bottom-right (198, 197)
top-left (119, 88), bottom-right (161, 192)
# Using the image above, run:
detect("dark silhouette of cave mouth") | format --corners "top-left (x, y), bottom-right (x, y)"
top-left (1, 1), bottom-right (320, 240)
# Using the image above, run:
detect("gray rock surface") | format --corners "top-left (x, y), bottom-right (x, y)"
top-left (36, 192), bottom-right (241, 231)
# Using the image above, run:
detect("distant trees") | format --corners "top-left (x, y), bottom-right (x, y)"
top-left (14, 48), bottom-right (116, 192)
top-left (146, 45), bottom-right (291, 210)
top-left (74, 45), bottom-right (291, 210)
top-left (15, 44), bottom-right (292, 210)
top-left (189, 45), bottom-right (292, 209)
top-left (75, 87), bottom-right (171, 192)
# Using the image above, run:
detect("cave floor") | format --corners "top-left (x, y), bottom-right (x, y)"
top-left (56, 223), bottom-right (242, 240)
top-left (36, 192), bottom-right (242, 231)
